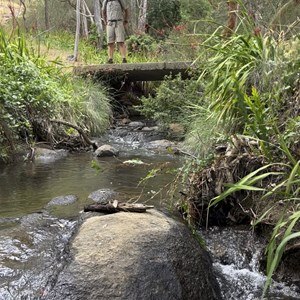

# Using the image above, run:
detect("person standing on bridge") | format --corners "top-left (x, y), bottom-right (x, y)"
top-left (102, 0), bottom-right (129, 64)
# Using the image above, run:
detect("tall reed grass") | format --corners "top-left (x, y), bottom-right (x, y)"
top-left (189, 0), bottom-right (300, 294)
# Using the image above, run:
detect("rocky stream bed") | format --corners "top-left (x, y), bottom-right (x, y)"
top-left (0, 122), bottom-right (299, 299)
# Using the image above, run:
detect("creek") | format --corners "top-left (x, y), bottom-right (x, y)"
top-left (0, 124), bottom-right (299, 299)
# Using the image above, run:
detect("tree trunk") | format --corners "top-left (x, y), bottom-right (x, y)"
top-left (44, 0), bottom-right (50, 30)
top-left (50, 119), bottom-right (98, 150)
top-left (81, 0), bottom-right (89, 38)
top-left (84, 1), bottom-right (95, 23)
top-left (138, 0), bottom-right (148, 33)
top-left (224, 1), bottom-right (238, 37)
top-left (94, 0), bottom-right (103, 50)
top-left (130, 0), bottom-right (138, 32)
top-left (19, 0), bottom-right (28, 31)
top-left (74, 0), bottom-right (81, 61)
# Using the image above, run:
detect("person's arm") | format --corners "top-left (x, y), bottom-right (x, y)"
top-left (123, 8), bottom-right (129, 24)
top-left (120, 0), bottom-right (129, 24)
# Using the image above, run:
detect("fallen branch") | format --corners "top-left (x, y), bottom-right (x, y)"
top-left (84, 201), bottom-right (154, 213)
top-left (50, 119), bottom-right (98, 150)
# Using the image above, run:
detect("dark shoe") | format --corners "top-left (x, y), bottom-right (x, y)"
top-left (107, 58), bottom-right (113, 64)
top-left (122, 58), bottom-right (127, 63)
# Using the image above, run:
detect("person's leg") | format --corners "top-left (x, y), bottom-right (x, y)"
top-left (118, 42), bottom-right (127, 61)
top-left (115, 21), bottom-right (127, 62)
top-left (107, 42), bottom-right (115, 63)
top-left (106, 22), bottom-right (115, 63)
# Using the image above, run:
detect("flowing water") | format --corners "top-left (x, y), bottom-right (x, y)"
top-left (0, 126), bottom-right (299, 299)
top-left (201, 227), bottom-right (300, 299)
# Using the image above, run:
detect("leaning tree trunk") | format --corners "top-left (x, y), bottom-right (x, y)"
top-left (138, 0), bottom-right (148, 33)
top-left (74, 0), bottom-right (81, 61)
top-left (94, 0), bottom-right (104, 50)
top-left (224, 0), bottom-right (238, 37)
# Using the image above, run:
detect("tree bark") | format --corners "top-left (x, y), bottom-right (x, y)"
top-left (130, 0), bottom-right (138, 32)
top-left (44, 0), bottom-right (50, 30)
top-left (19, 0), bottom-right (28, 31)
top-left (83, 0), bottom-right (94, 23)
top-left (74, 0), bottom-right (81, 61)
top-left (81, 0), bottom-right (89, 38)
top-left (138, 0), bottom-right (148, 33)
top-left (224, 1), bottom-right (238, 38)
top-left (84, 202), bottom-right (154, 213)
top-left (94, 0), bottom-right (103, 50)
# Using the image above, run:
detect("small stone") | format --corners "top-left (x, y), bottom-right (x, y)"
top-left (148, 139), bottom-right (175, 149)
top-left (46, 195), bottom-right (78, 207)
top-left (95, 145), bottom-right (119, 157)
top-left (142, 126), bottom-right (159, 131)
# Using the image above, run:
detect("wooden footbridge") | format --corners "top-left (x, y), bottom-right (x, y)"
top-left (73, 61), bottom-right (193, 81)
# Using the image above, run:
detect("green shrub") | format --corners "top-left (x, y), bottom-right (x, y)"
top-left (148, 0), bottom-right (181, 35)
top-left (139, 74), bottom-right (203, 128)
top-left (126, 34), bottom-right (157, 54)
top-left (180, 0), bottom-right (211, 21)
top-left (0, 29), bottom-right (111, 161)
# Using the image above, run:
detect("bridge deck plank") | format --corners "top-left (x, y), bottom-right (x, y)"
top-left (74, 61), bottom-right (193, 81)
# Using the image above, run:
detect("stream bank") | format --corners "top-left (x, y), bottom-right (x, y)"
top-left (181, 134), bottom-right (300, 299)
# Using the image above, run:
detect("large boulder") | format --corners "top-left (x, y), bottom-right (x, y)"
top-left (46, 210), bottom-right (221, 300)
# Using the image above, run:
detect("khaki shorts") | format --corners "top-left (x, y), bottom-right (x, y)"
top-left (107, 21), bottom-right (125, 43)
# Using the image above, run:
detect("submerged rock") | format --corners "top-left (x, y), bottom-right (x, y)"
top-left (88, 189), bottom-right (118, 204)
top-left (46, 210), bottom-right (221, 300)
top-left (95, 144), bottom-right (119, 157)
top-left (148, 139), bottom-right (175, 149)
top-left (46, 195), bottom-right (78, 207)
top-left (142, 126), bottom-right (159, 131)
top-left (35, 148), bottom-right (68, 163)
top-left (128, 121), bottom-right (145, 129)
